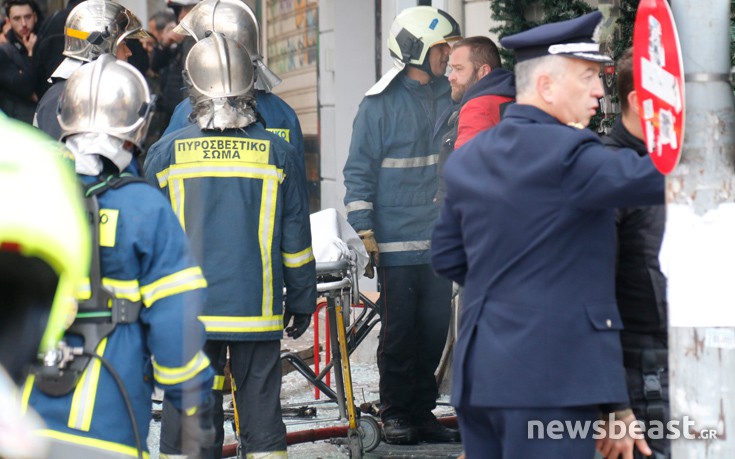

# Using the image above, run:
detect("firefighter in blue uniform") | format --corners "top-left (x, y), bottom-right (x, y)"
top-left (159, 0), bottom-right (305, 168)
top-left (431, 11), bottom-right (660, 459)
top-left (343, 6), bottom-right (462, 445)
top-left (145, 34), bottom-right (316, 459)
top-left (24, 54), bottom-right (214, 459)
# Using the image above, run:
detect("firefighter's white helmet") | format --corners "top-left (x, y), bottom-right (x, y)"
top-left (58, 54), bottom-right (154, 151)
top-left (63, 0), bottom-right (149, 62)
top-left (387, 6), bottom-right (461, 66)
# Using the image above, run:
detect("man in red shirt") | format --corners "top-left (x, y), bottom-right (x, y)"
top-left (435, 36), bottom-right (515, 205)
top-left (449, 37), bottom-right (516, 149)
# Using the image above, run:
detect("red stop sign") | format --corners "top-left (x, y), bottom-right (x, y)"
top-left (633, 0), bottom-right (685, 175)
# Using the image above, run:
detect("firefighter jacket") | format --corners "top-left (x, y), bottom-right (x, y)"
top-left (161, 90), bottom-right (305, 164)
top-left (144, 123), bottom-right (317, 342)
top-left (24, 166), bottom-right (213, 457)
top-left (343, 72), bottom-right (452, 267)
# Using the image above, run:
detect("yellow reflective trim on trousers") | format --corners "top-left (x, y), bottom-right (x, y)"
top-left (259, 178), bottom-right (278, 317)
top-left (213, 375), bottom-right (225, 390)
top-left (152, 350), bottom-right (210, 386)
top-left (38, 429), bottom-right (150, 458)
top-left (199, 315), bottom-right (284, 333)
top-left (139, 266), bottom-right (207, 307)
top-left (20, 374), bottom-right (35, 413)
top-left (282, 247), bottom-right (315, 268)
top-left (68, 338), bottom-right (108, 431)
top-left (75, 278), bottom-right (141, 302)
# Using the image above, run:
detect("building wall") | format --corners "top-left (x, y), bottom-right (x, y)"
top-left (318, 0), bottom-right (377, 212)
top-left (264, 0), bottom-right (320, 210)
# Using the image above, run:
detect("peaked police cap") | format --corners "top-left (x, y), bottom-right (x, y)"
top-left (500, 11), bottom-right (612, 63)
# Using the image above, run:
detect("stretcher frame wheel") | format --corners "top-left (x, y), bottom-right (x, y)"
top-left (358, 416), bottom-right (381, 452)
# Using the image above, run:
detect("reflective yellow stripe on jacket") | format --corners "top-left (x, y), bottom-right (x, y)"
top-left (282, 247), bottom-right (315, 268)
top-left (157, 162), bottom-right (284, 318)
top-left (77, 267), bottom-right (206, 308)
top-left (198, 315), bottom-right (284, 334)
top-left (77, 278), bottom-right (141, 302)
top-left (139, 266), bottom-right (207, 307)
top-left (152, 350), bottom-right (210, 386)
top-left (38, 429), bottom-right (150, 459)
top-left (68, 338), bottom-right (108, 431)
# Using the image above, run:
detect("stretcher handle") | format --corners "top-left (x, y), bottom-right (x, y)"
top-left (315, 260), bottom-right (350, 275)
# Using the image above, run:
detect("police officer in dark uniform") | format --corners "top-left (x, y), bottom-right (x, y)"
top-left (603, 48), bottom-right (669, 459)
top-left (431, 11), bottom-right (662, 459)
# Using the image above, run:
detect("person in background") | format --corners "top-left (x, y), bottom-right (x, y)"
top-left (343, 6), bottom-right (462, 445)
top-left (435, 35), bottom-right (515, 206)
top-left (0, 0), bottom-right (41, 123)
top-left (0, 10), bottom-right (10, 44)
top-left (432, 11), bottom-right (660, 459)
top-left (602, 47), bottom-right (669, 459)
top-left (148, 0), bottom-right (197, 129)
top-left (147, 9), bottom-right (176, 49)
top-left (31, 0), bottom-right (83, 98)
top-left (33, 0), bottom-right (148, 141)
top-left (139, 9), bottom-right (176, 153)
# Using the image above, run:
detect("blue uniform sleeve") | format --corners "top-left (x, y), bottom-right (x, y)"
top-left (280, 142), bottom-right (317, 315)
top-left (343, 97), bottom-right (383, 232)
top-left (135, 190), bottom-right (213, 411)
top-left (562, 135), bottom-right (665, 210)
top-left (143, 137), bottom-right (171, 195)
top-left (431, 186), bottom-right (467, 285)
top-left (162, 99), bottom-right (193, 137)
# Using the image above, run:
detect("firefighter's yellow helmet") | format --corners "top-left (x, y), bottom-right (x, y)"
top-left (0, 117), bottom-right (89, 383)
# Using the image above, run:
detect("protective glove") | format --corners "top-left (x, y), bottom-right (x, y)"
top-left (358, 229), bottom-right (379, 279)
top-left (283, 310), bottom-right (312, 339)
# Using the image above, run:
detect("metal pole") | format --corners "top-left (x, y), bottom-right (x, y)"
top-left (666, 0), bottom-right (735, 456)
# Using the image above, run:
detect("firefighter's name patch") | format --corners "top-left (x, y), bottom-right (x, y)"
top-left (174, 137), bottom-right (271, 164)
top-left (266, 128), bottom-right (290, 143)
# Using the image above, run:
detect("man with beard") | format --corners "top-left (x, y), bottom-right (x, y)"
top-left (434, 36), bottom-right (515, 205)
top-left (0, 0), bottom-right (41, 123)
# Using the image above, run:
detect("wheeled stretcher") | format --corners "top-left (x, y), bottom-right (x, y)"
top-left (279, 208), bottom-right (382, 457)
